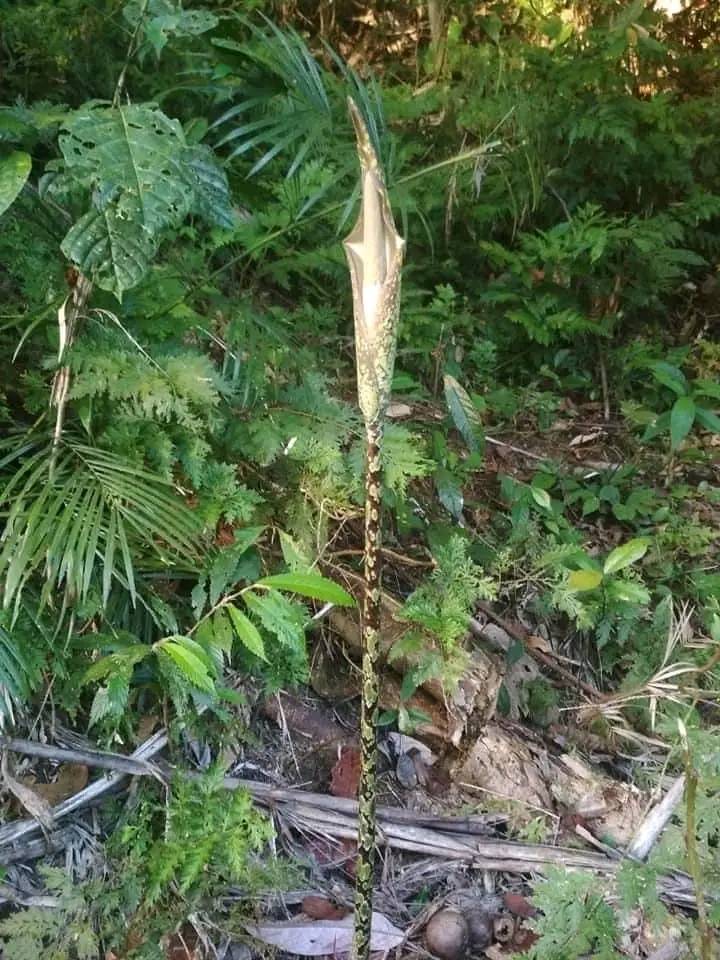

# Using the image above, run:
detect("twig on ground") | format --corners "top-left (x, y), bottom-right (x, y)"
top-left (0, 730), bottom-right (167, 851)
top-left (627, 776), bottom-right (685, 861)
top-left (470, 606), bottom-right (602, 701)
top-left (0, 736), bottom-right (167, 780)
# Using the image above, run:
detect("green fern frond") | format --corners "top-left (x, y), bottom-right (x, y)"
top-left (0, 600), bottom-right (51, 726)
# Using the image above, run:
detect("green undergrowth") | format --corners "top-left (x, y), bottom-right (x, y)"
top-left (1, 0), bottom-right (719, 956)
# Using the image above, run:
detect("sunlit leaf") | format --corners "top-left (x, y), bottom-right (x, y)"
top-left (603, 538), bottom-right (649, 576)
top-left (0, 151), bottom-right (31, 217)
top-left (567, 569), bottom-right (603, 592)
top-left (256, 572), bottom-right (355, 606)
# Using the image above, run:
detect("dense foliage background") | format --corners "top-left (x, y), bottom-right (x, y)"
top-left (0, 1), bottom-right (719, 958)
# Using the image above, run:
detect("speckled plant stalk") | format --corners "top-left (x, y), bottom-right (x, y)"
top-left (343, 98), bottom-right (405, 960)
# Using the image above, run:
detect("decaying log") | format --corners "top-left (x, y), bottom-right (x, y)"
top-left (451, 723), bottom-right (646, 847)
top-left (330, 605), bottom-right (502, 747)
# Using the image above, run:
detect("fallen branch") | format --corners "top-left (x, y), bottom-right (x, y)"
top-left (628, 776), bottom-right (686, 861)
top-left (0, 735), bottom-right (699, 910)
top-left (0, 730), bottom-right (167, 852)
top-left (0, 736), bottom-right (166, 780)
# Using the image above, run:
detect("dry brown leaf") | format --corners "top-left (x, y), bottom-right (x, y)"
top-left (569, 430), bottom-right (604, 447)
top-left (1, 752), bottom-right (54, 830)
top-left (503, 892), bottom-right (536, 918)
top-left (302, 895), bottom-right (350, 920)
top-left (526, 634), bottom-right (553, 656)
top-left (330, 745), bottom-right (361, 799)
top-left (20, 762), bottom-right (88, 806)
top-left (386, 402), bottom-right (412, 419)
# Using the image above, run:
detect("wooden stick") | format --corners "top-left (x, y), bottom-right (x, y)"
top-left (627, 776), bottom-right (686, 861)
top-left (0, 736), bottom-right (165, 780)
top-left (0, 730), bottom-right (167, 850)
top-left (470, 607), bottom-right (602, 700)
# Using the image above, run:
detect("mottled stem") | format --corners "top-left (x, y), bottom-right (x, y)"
top-left (50, 271), bottom-right (92, 473)
top-left (352, 419), bottom-right (384, 960)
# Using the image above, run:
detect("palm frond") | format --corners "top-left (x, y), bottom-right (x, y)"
top-left (0, 437), bottom-right (204, 614)
top-left (212, 15), bottom-right (334, 178)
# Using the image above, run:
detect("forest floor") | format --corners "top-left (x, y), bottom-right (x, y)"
top-left (2, 404), bottom-right (717, 960)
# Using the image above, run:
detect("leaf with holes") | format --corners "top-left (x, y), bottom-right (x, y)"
top-left (61, 206), bottom-right (157, 298)
top-left (60, 105), bottom-right (191, 234)
top-left (58, 104), bottom-right (232, 294)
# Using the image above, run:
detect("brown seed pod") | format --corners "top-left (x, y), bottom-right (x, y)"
top-left (425, 909), bottom-right (469, 960)
top-left (493, 915), bottom-right (516, 943)
top-left (465, 906), bottom-right (494, 951)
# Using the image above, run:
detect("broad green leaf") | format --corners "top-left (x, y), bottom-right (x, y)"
top-left (693, 379), bottom-right (720, 401)
top-left (60, 105), bottom-right (191, 235)
top-left (605, 580), bottom-right (650, 605)
top-left (650, 362), bottom-right (688, 397)
top-left (82, 646), bottom-right (150, 684)
top-left (279, 530), bottom-right (312, 571)
top-left (641, 410), bottom-right (671, 443)
top-left (58, 104), bottom-right (231, 295)
top-left (243, 589), bottom-right (307, 648)
top-left (603, 538), bottom-right (649, 576)
top-left (568, 569), bottom-right (603, 592)
top-left (256, 572), bottom-right (355, 606)
top-left (211, 609), bottom-right (233, 653)
top-left (530, 487), bottom-right (552, 510)
top-left (0, 151), bottom-right (31, 217)
top-left (670, 395), bottom-right (695, 450)
top-left (124, 1), bottom-right (218, 57)
top-left (225, 603), bottom-right (267, 661)
top-left (443, 374), bottom-right (484, 453)
top-left (435, 468), bottom-right (464, 520)
top-left (695, 406), bottom-right (720, 434)
top-left (230, 525), bottom-right (265, 554)
top-left (183, 144), bottom-right (236, 229)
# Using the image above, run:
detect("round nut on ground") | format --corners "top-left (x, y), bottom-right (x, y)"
top-left (465, 907), bottom-right (494, 951)
top-left (425, 909), bottom-right (469, 960)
